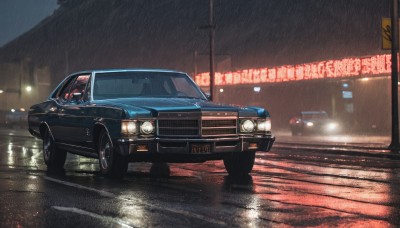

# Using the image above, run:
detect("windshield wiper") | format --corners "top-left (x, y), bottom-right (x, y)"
top-left (175, 96), bottom-right (206, 100)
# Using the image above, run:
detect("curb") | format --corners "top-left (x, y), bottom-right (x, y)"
top-left (273, 142), bottom-right (400, 160)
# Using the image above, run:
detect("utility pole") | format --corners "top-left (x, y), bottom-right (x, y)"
top-left (389, 0), bottom-right (400, 151)
top-left (19, 58), bottom-right (23, 99)
top-left (65, 50), bottom-right (69, 75)
top-left (194, 50), bottom-right (198, 77)
top-left (208, 0), bottom-right (215, 101)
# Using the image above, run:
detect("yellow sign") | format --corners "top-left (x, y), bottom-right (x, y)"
top-left (382, 18), bottom-right (391, 50)
top-left (382, 17), bottom-right (400, 50)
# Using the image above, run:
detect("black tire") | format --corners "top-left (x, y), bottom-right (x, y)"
top-left (223, 152), bottom-right (256, 177)
top-left (150, 162), bottom-right (170, 178)
top-left (98, 129), bottom-right (128, 178)
top-left (43, 128), bottom-right (66, 170)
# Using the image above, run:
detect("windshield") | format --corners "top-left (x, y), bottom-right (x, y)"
top-left (302, 112), bottom-right (329, 120)
top-left (93, 71), bottom-right (206, 100)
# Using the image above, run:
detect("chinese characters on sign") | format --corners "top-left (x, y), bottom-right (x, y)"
top-left (195, 54), bottom-right (392, 87)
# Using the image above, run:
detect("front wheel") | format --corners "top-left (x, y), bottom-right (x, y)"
top-left (43, 128), bottom-right (66, 170)
top-left (223, 152), bottom-right (255, 177)
top-left (98, 129), bottom-right (128, 178)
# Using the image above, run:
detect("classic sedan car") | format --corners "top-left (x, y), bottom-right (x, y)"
top-left (289, 111), bottom-right (340, 136)
top-left (28, 69), bottom-right (275, 178)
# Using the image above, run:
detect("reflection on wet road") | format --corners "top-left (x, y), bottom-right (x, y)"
top-left (275, 130), bottom-right (390, 147)
top-left (0, 133), bottom-right (399, 227)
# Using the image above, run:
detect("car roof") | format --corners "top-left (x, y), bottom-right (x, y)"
top-left (70, 68), bottom-right (186, 75)
top-left (300, 111), bottom-right (327, 115)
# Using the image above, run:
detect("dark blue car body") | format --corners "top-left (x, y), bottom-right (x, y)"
top-left (28, 69), bottom-right (275, 177)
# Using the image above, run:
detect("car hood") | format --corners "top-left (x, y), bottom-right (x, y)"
top-left (93, 98), bottom-right (269, 118)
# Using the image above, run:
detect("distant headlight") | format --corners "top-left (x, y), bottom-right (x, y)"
top-left (326, 122), bottom-right (338, 131)
top-left (257, 118), bottom-right (271, 132)
top-left (306, 122), bottom-right (314, 127)
top-left (140, 121), bottom-right (155, 134)
top-left (121, 120), bottom-right (138, 135)
top-left (241, 119), bottom-right (255, 133)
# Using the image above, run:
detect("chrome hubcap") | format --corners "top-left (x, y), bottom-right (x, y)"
top-left (43, 135), bottom-right (51, 160)
top-left (100, 139), bottom-right (111, 170)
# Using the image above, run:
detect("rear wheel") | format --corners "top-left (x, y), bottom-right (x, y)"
top-left (223, 152), bottom-right (255, 177)
top-left (43, 128), bottom-right (66, 170)
top-left (98, 129), bottom-right (128, 178)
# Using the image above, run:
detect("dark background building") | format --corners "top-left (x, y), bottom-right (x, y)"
top-left (0, 0), bottom-right (391, 134)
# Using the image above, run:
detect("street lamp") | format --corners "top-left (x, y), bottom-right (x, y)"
top-left (25, 86), bottom-right (32, 93)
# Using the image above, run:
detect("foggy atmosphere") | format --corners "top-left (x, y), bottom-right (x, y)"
top-left (1, 0), bottom-right (400, 227)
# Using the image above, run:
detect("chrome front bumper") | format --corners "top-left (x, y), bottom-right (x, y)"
top-left (116, 135), bottom-right (275, 156)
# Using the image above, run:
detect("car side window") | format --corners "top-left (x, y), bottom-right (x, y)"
top-left (51, 78), bottom-right (72, 99)
top-left (83, 77), bottom-right (92, 101)
top-left (66, 75), bottom-right (90, 101)
top-left (58, 76), bottom-right (78, 100)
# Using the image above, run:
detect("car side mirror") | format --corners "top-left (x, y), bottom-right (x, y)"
top-left (71, 92), bottom-right (82, 102)
top-left (204, 92), bottom-right (211, 100)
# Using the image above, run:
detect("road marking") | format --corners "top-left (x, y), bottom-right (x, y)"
top-left (45, 176), bottom-right (227, 226)
top-left (44, 176), bottom-right (116, 198)
top-left (52, 206), bottom-right (133, 228)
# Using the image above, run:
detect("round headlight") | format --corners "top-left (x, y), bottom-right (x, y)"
top-left (127, 122), bottom-right (137, 133)
top-left (122, 121), bottom-right (137, 134)
top-left (306, 122), bottom-right (314, 127)
top-left (140, 121), bottom-right (154, 134)
top-left (241, 120), bottom-right (255, 132)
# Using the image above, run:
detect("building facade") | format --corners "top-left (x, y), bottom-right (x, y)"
top-left (195, 54), bottom-right (392, 134)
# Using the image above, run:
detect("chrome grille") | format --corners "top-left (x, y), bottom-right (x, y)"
top-left (202, 119), bottom-right (236, 128)
top-left (202, 128), bottom-right (237, 135)
top-left (158, 120), bottom-right (198, 128)
top-left (157, 113), bottom-right (238, 137)
top-left (158, 128), bottom-right (198, 136)
top-left (158, 119), bottom-right (199, 136)
top-left (201, 118), bottom-right (237, 136)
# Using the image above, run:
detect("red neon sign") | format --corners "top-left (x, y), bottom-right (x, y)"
top-left (194, 54), bottom-right (391, 86)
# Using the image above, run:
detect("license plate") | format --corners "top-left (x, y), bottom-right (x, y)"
top-left (191, 143), bottom-right (211, 154)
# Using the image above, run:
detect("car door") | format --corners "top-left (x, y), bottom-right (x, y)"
top-left (50, 75), bottom-right (77, 143)
top-left (57, 74), bottom-right (92, 147)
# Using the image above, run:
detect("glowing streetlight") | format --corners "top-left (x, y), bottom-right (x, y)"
top-left (26, 86), bottom-right (32, 93)
top-left (0, 90), bottom-right (3, 94)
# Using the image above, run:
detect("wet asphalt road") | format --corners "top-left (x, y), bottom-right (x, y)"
top-left (1, 130), bottom-right (400, 227)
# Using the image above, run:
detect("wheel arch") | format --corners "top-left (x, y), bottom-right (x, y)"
top-left (93, 123), bottom-right (113, 150)
top-left (39, 122), bottom-right (54, 140)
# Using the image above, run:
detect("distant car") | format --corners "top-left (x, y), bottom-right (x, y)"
top-left (28, 69), bottom-right (275, 178)
top-left (289, 111), bottom-right (339, 136)
top-left (5, 109), bottom-right (28, 128)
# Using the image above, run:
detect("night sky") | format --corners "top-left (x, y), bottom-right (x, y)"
top-left (0, 0), bottom-right (58, 47)
top-left (0, 0), bottom-right (390, 75)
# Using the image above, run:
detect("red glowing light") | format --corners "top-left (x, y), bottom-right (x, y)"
top-left (195, 54), bottom-right (392, 86)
